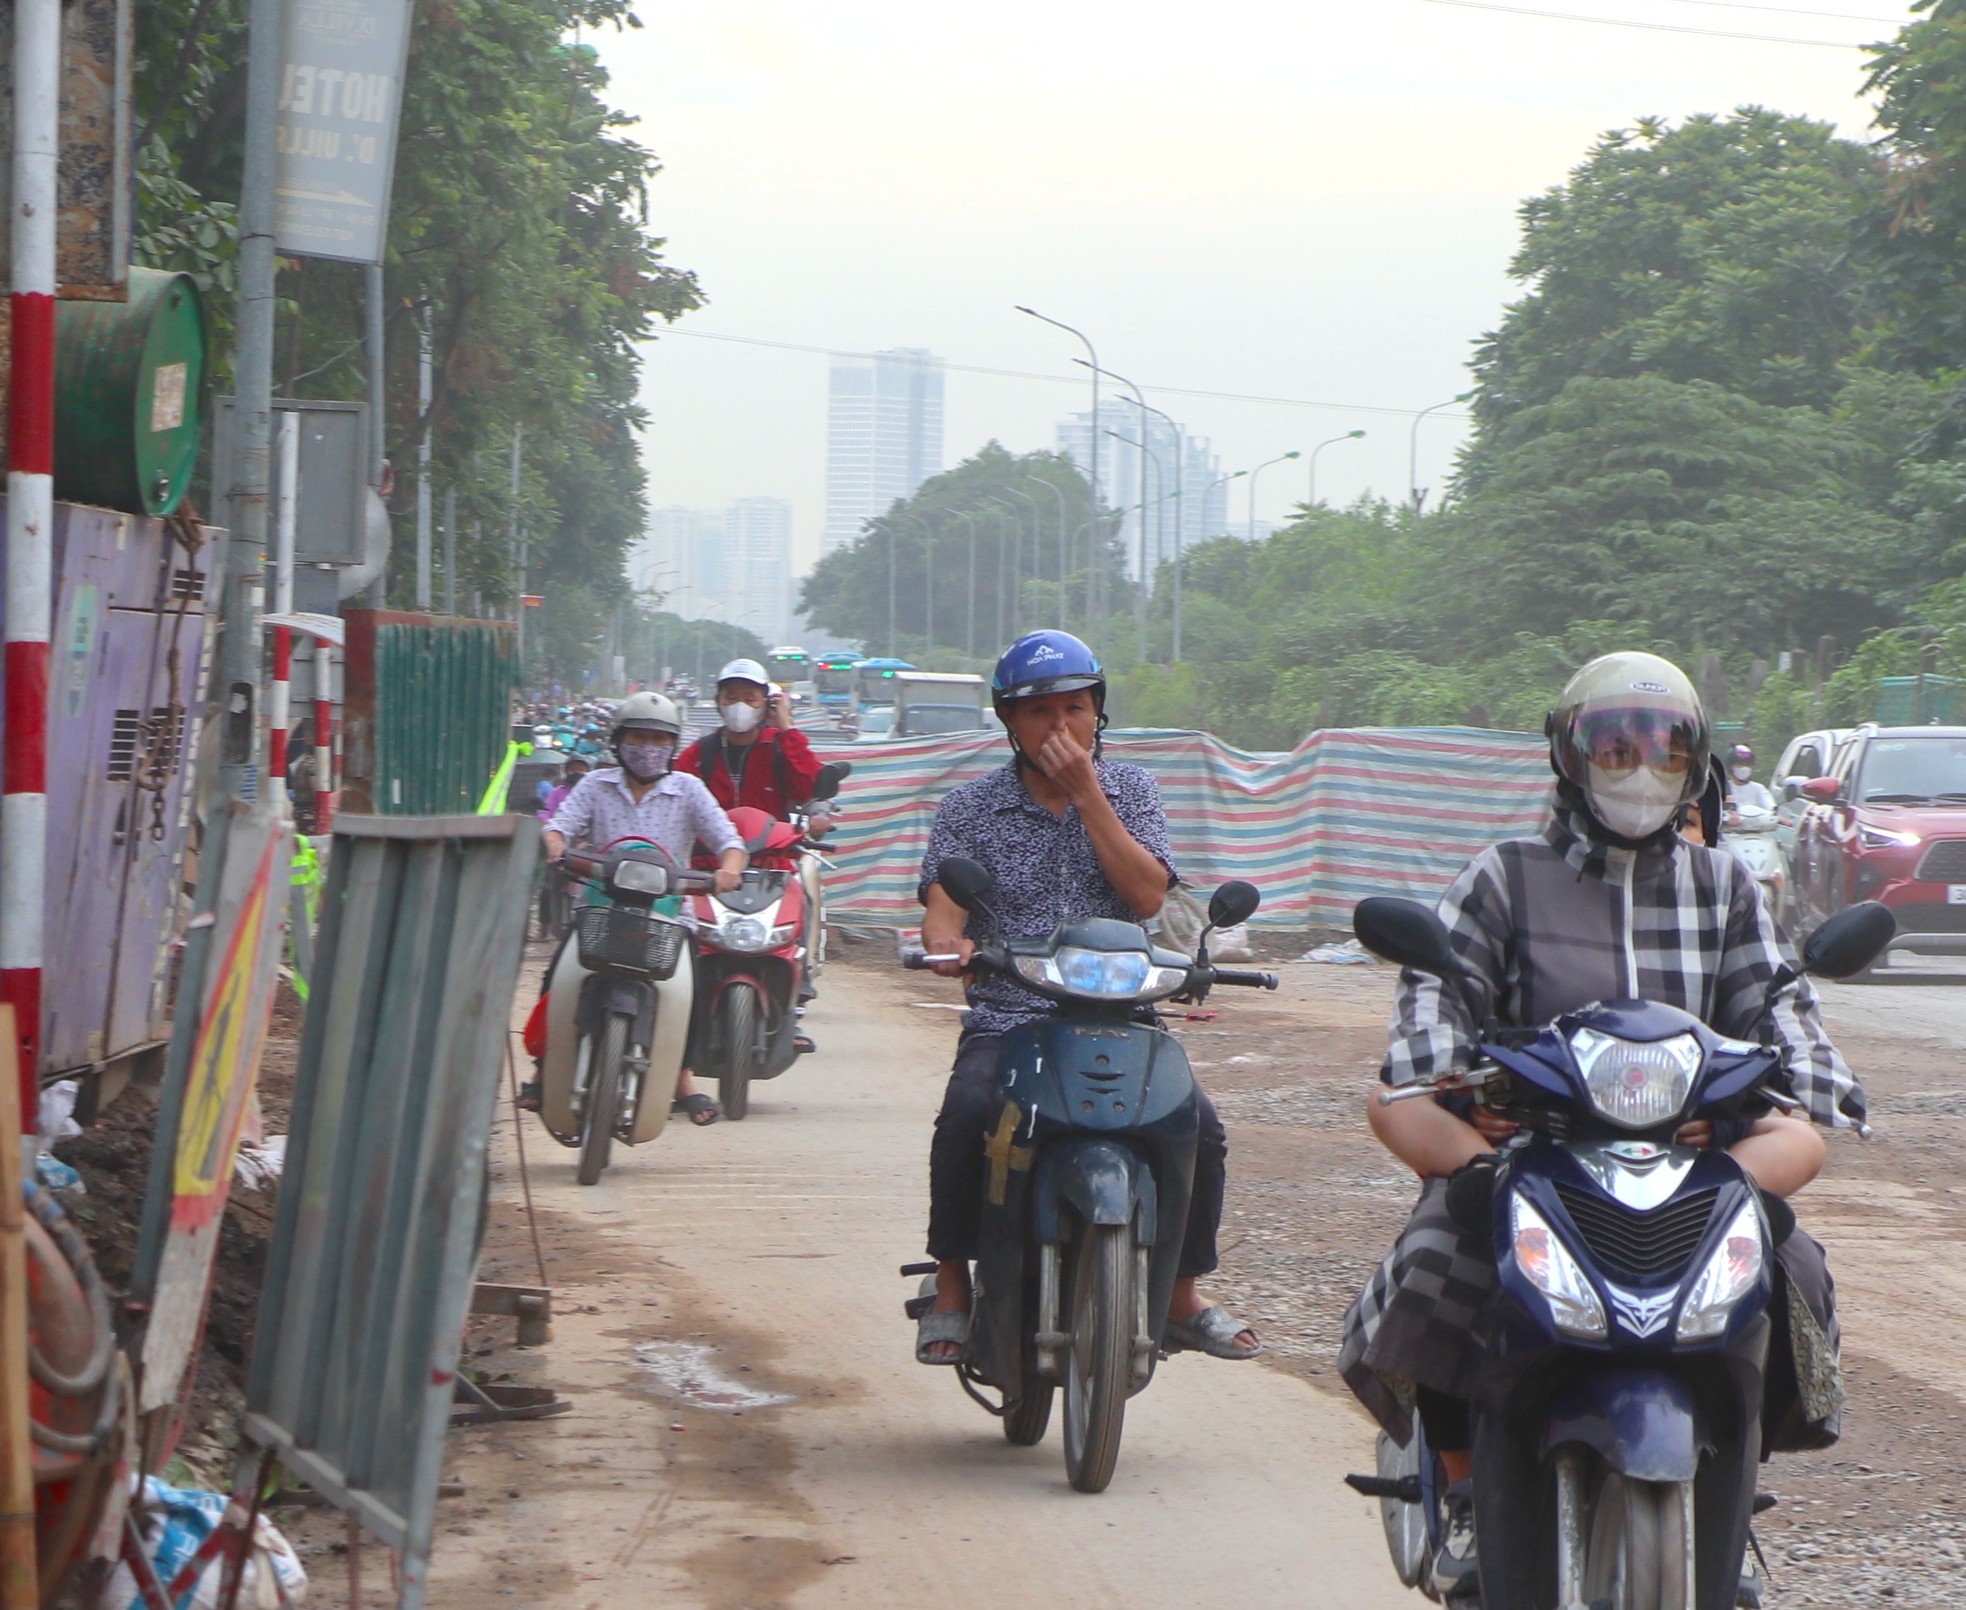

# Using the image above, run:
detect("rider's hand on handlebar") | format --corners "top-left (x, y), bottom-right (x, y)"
top-left (927, 936), bottom-right (974, 979)
top-left (712, 862), bottom-right (744, 894)
top-left (1674, 1120), bottom-right (1713, 1149)
top-left (1469, 1106), bottom-right (1519, 1144)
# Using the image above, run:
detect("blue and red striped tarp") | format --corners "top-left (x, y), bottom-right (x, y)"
top-left (816, 726), bottom-right (1553, 927)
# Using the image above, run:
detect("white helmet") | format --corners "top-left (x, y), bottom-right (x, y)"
top-left (716, 658), bottom-right (770, 690)
top-left (1549, 651), bottom-right (1709, 842)
top-left (610, 690), bottom-right (682, 743)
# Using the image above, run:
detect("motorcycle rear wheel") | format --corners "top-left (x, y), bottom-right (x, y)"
top-left (1582, 1471), bottom-right (1692, 1610)
top-left (578, 1012), bottom-right (629, 1187)
top-left (1002, 1383), bottom-right (1054, 1446)
top-left (1062, 1221), bottom-right (1133, 1493)
top-left (718, 984), bottom-right (760, 1122)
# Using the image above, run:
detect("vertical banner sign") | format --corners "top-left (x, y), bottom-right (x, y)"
top-left (137, 808), bottom-right (290, 1413)
top-left (274, 0), bottom-right (412, 265)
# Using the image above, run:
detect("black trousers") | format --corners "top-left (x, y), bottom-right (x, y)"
top-left (926, 1029), bottom-right (1228, 1279)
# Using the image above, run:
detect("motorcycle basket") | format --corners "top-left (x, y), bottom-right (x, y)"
top-left (575, 905), bottom-right (687, 979)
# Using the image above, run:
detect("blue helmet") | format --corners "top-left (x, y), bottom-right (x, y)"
top-left (991, 630), bottom-right (1105, 710)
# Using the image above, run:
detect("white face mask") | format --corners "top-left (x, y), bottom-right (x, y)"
top-left (1586, 763), bottom-right (1685, 840)
top-left (721, 700), bottom-right (762, 734)
top-left (1731, 766), bottom-right (1753, 784)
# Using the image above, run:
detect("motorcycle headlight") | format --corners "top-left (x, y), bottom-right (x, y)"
top-left (1568, 1028), bottom-right (1701, 1130)
top-left (611, 859), bottom-right (669, 896)
top-left (720, 915), bottom-right (770, 952)
top-left (768, 922), bottom-right (798, 946)
top-left (1511, 1194), bottom-right (1607, 1339)
top-left (1012, 946), bottom-right (1188, 1001)
top-left (1675, 1200), bottom-right (1765, 1341)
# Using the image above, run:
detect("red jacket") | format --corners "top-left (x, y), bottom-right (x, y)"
top-left (674, 725), bottom-right (823, 820)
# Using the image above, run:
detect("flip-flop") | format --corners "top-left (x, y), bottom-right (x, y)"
top-left (1163, 1305), bottom-right (1261, 1360)
top-left (671, 1091), bottom-right (721, 1126)
top-left (915, 1305), bottom-right (969, 1366)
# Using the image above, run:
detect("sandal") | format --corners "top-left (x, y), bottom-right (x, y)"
top-left (515, 1080), bottom-right (543, 1113)
top-left (915, 1304), bottom-right (970, 1366)
top-left (671, 1091), bottom-right (721, 1126)
top-left (1163, 1305), bottom-right (1261, 1360)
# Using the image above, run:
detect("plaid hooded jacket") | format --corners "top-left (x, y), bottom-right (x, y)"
top-left (1382, 798), bottom-right (1866, 1132)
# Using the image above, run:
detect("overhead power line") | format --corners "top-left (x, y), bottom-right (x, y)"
top-left (1652, 0), bottom-right (1899, 20)
top-left (657, 327), bottom-right (1472, 422)
top-left (1409, 0), bottom-right (1880, 45)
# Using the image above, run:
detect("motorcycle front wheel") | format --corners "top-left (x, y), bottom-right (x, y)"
top-left (1062, 1221), bottom-right (1133, 1493)
top-left (1002, 1383), bottom-right (1054, 1446)
top-left (718, 983), bottom-right (762, 1121)
top-left (1582, 1470), bottom-right (1692, 1610)
top-left (577, 1012), bottom-right (629, 1186)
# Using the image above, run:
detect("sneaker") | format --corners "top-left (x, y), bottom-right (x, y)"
top-left (1431, 1478), bottom-right (1479, 1598)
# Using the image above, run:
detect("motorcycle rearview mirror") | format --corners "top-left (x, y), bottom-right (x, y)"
top-left (811, 760), bottom-right (852, 801)
top-left (1801, 900), bottom-right (1896, 980)
top-left (1207, 880), bottom-right (1261, 931)
top-left (1353, 897), bottom-right (1461, 978)
top-left (937, 857), bottom-right (996, 913)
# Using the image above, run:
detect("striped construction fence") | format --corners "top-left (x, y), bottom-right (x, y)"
top-left (813, 725), bottom-right (1554, 928)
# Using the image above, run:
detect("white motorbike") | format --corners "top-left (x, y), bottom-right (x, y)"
top-left (1725, 805), bottom-right (1785, 919)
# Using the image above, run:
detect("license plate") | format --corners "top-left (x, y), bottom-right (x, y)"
top-left (1949, 886), bottom-right (1966, 905)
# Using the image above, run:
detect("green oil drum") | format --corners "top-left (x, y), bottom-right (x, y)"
top-left (54, 266), bottom-right (207, 516)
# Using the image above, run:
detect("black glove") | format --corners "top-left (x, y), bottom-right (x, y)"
top-left (1444, 1154), bottom-right (1500, 1237)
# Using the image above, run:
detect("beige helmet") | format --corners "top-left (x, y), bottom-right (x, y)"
top-left (610, 690), bottom-right (682, 743)
top-left (1549, 652), bottom-right (1710, 841)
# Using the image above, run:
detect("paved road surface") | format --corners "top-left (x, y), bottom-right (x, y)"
top-left (428, 954), bottom-right (1411, 1610)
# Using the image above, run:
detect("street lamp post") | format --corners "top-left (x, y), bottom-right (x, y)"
top-left (952, 509), bottom-right (979, 659)
top-left (1105, 428), bottom-right (1164, 662)
top-left (1016, 307), bottom-right (1103, 623)
top-left (1409, 392), bottom-right (1473, 513)
top-left (999, 485), bottom-right (1041, 638)
top-left (1023, 474), bottom-right (1071, 628)
top-left (1307, 429), bottom-right (1366, 508)
top-left (1122, 397), bottom-right (1185, 662)
top-left (1247, 451), bottom-right (1302, 542)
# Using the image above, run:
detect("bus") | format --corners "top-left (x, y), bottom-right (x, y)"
top-left (813, 651), bottom-right (860, 710)
top-left (764, 645), bottom-right (816, 704)
top-left (853, 657), bottom-right (916, 708)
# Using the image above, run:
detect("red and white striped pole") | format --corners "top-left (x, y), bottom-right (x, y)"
top-left (266, 412), bottom-right (297, 814)
top-left (5, 0), bottom-right (62, 1132)
top-left (313, 645), bottom-right (334, 831)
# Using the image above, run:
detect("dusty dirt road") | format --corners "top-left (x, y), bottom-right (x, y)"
top-left (422, 938), bottom-right (1966, 1610)
top-left (425, 942), bottom-right (1413, 1610)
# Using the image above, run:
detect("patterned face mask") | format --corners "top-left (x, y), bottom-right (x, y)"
top-left (619, 741), bottom-right (672, 780)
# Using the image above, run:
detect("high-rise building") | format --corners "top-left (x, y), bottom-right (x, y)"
top-left (823, 348), bottom-right (945, 555)
top-left (1055, 406), bottom-right (1230, 580)
top-left (638, 498), bottom-right (794, 644)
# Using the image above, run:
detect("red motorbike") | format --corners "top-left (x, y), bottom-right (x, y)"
top-left (688, 761), bottom-right (848, 1119)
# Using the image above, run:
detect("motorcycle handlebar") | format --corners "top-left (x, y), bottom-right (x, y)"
top-left (1209, 966), bottom-right (1279, 991)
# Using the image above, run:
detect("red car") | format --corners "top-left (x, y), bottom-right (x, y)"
top-left (1788, 724), bottom-right (1966, 964)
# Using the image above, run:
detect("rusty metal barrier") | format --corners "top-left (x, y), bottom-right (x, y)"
top-left (239, 812), bottom-right (537, 1607)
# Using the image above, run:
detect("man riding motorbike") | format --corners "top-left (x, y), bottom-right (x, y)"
top-left (529, 691), bottom-right (748, 1126)
top-left (676, 658), bottom-right (834, 1049)
top-left (1337, 652), bottom-right (1862, 1602)
top-left (1725, 742), bottom-right (1776, 817)
top-left (914, 630), bottom-right (1260, 1366)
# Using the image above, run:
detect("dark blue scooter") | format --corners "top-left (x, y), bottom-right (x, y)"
top-left (902, 859), bottom-right (1277, 1493)
top-left (1345, 895), bottom-right (1891, 1610)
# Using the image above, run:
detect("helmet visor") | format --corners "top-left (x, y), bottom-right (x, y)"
top-left (1559, 705), bottom-right (1703, 789)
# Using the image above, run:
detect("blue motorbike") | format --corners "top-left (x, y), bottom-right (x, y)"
top-left (1345, 895), bottom-right (1892, 1610)
top-left (902, 859), bottom-right (1277, 1493)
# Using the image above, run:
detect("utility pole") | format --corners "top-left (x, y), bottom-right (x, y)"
top-left (414, 294), bottom-right (432, 609)
top-left (509, 425), bottom-right (524, 674)
top-left (442, 486), bottom-right (456, 615)
top-left (219, 0), bottom-right (285, 799)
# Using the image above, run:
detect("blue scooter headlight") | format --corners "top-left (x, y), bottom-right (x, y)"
top-left (1013, 946), bottom-right (1187, 1001)
top-left (1511, 1194), bottom-right (1608, 1340)
top-left (1675, 1199), bottom-right (1765, 1340)
top-left (1568, 1027), bottom-right (1701, 1129)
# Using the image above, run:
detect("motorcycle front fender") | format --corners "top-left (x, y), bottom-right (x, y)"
top-left (1540, 1366), bottom-right (1706, 1483)
top-left (1033, 1138), bottom-right (1148, 1236)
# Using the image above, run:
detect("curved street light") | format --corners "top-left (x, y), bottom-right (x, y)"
top-left (1307, 429), bottom-right (1366, 508)
top-left (1022, 473), bottom-right (1072, 630)
top-left (1409, 392), bottom-right (1473, 512)
top-left (1017, 307), bottom-right (1103, 623)
top-left (1247, 451), bottom-right (1302, 542)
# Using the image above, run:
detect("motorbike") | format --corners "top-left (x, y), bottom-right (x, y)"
top-left (1343, 894), bottom-right (1893, 1610)
top-left (539, 839), bottom-right (711, 1185)
top-left (899, 859), bottom-right (1279, 1494)
top-left (687, 761), bottom-right (849, 1120)
top-left (1725, 805), bottom-right (1785, 921)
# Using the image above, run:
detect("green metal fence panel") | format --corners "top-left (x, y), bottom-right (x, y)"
top-left (1876, 675), bottom-right (1963, 727)
top-left (341, 610), bottom-right (518, 814)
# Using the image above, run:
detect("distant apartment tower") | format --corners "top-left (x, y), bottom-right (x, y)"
top-left (823, 347), bottom-right (945, 555)
top-left (1055, 406), bottom-right (1229, 580)
top-left (641, 498), bottom-right (794, 643)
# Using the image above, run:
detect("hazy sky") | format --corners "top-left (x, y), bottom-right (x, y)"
top-left (597, 0), bottom-right (1920, 579)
